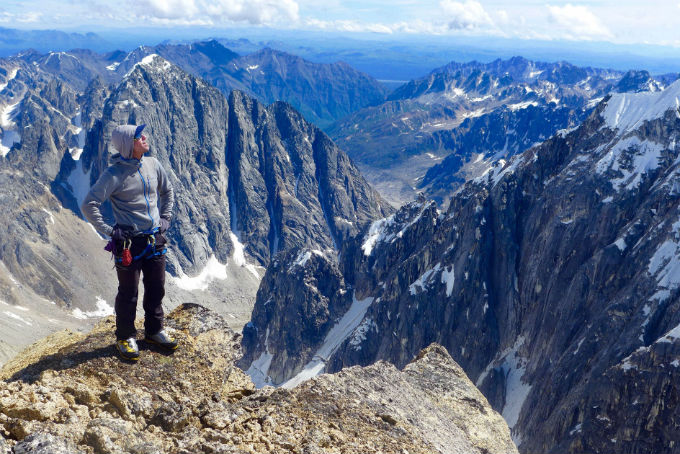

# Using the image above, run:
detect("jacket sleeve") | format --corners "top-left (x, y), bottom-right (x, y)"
top-left (157, 161), bottom-right (174, 221)
top-left (81, 170), bottom-right (116, 237)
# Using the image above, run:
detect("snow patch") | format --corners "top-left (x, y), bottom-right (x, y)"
top-left (0, 67), bottom-right (18, 93)
top-left (291, 249), bottom-right (325, 269)
top-left (282, 293), bottom-right (374, 389)
top-left (71, 297), bottom-right (113, 320)
top-left (4, 311), bottom-right (32, 326)
top-left (409, 263), bottom-right (442, 295)
top-left (441, 265), bottom-right (455, 297)
top-left (614, 237), bottom-right (627, 251)
top-left (602, 80), bottom-right (680, 133)
top-left (0, 101), bottom-right (21, 157)
top-left (229, 232), bottom-right (261, 278)
top-left (595, 137), bottom-right (663, 192)
top-left (648, 240), bottom-right (680, 301)
top-left (507, 101), bottom-right (538, 111)
top-left (171, 255), bottom-right (228, 291)
top-left (476, 336), bottom-right (531, 432)
top-left (66, 158), bottom-right (92, 209)
top-left (247, 328), bottom-right (273, 388)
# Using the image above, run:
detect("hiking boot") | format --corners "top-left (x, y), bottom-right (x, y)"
top-left (116, 337), bottom-right (139, 361)
top-left (144, 329), bottom-right (178, 350)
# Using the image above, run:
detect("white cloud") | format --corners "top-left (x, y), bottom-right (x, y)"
top-left (440, 0), bottom-right (494, 30)
top-left (305, 18), bottom-right (393, 34)
top-left (0, 11), bottom-right (42, 23)
top-left (547, 3), bottom-right (613, 40)
top-left (135, 0), bottom-right (299, 26)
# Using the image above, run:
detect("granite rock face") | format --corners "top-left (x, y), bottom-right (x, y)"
top-left (244, 81), bottom-right (680, 452)
top-left (79, 55), bottom-right (391, 273)
top-left (0, 304), bottom-right (517, 454)
top-left (0, 53), bottom-right (390, 364)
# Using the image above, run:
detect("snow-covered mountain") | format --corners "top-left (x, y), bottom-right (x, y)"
top-left (328, 57), bottom-right (676, 207)
top-left (243, 80), bottom-right (680, 453)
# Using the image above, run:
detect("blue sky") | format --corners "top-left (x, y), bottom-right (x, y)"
top-left (1, 1), bottom-right (679, 48)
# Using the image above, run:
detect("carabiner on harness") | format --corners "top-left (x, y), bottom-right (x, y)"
top-left (121, 239), bottom-right (133, 266)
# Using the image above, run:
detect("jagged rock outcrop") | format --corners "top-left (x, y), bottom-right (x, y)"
top-left (0, 304), bottom-right (517, 454)
top-left (244, 81), bottom-right (680, 452)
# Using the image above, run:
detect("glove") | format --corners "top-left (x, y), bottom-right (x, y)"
top-left (110, 225), bottom-right (132, 242)
top-left (159, 218), bottom-right (170, 233)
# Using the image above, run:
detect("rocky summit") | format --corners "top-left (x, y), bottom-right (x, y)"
top-left (0, 304), bottom-right (516, 454)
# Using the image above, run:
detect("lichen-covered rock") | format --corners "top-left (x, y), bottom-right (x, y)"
top-left (0, 304), bottom-right (516, 454)
top-left (11, 432), bottom-right (85, 454)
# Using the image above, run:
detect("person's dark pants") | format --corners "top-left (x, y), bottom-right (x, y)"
top-left (114, 233), bottom-right (167, 340)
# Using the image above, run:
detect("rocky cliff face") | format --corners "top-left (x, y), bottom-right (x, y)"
top-left (243, 81), bottom-right (680, 453)
top-left (328, 56), bottom-right (674, 206)
top-left (0, 53), bottom-right (390, 367)
top-left (79, 55), bottom-right (391, 272)
top-left (0, 304), bottom-right (517, 454)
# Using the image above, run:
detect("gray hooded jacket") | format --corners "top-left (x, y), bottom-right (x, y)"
top-left (81, 127), bottom-right (174, 237)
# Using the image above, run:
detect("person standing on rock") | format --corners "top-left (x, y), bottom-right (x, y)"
top-left (81, 124), bottom-right (178, 361)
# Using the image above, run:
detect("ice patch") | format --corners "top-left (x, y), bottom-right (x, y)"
top-left (349, 317), bottom-right (377, 350)
top-left (281, 293), bottom-right (374, 389)
top-left (171, 255), bottom-right (228, 291)
top-left (71, 297), bottom-right (113, 320)
top-left (106, 62), bottom-right (121, 71)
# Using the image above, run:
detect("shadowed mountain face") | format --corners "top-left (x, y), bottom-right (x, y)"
top-left (0, 53), bottom-right (391, 363)
top-left (10, 40), bottom-right (387, 130)
top-left (328, 56), bottom-right (675, 207)
top-left (243, 81), bottom-right (680, 453)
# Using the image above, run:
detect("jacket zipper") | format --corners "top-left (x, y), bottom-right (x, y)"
top-left (138, 167), bottom-right (154, 230)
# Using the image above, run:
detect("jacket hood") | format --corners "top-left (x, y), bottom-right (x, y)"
top-left (111, 124), bottom-right (137, 159)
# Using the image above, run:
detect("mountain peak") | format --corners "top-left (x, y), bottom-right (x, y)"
top-left (0, 304), bottom-right (517, 454)
top-left (601, 79), bottom-right (680, 133)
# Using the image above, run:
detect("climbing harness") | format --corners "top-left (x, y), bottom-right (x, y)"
top-left (114, 228), bottom-right (167, 266)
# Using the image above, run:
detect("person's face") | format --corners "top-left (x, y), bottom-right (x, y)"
top-left (132, 133), bottom-right (149, 159)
